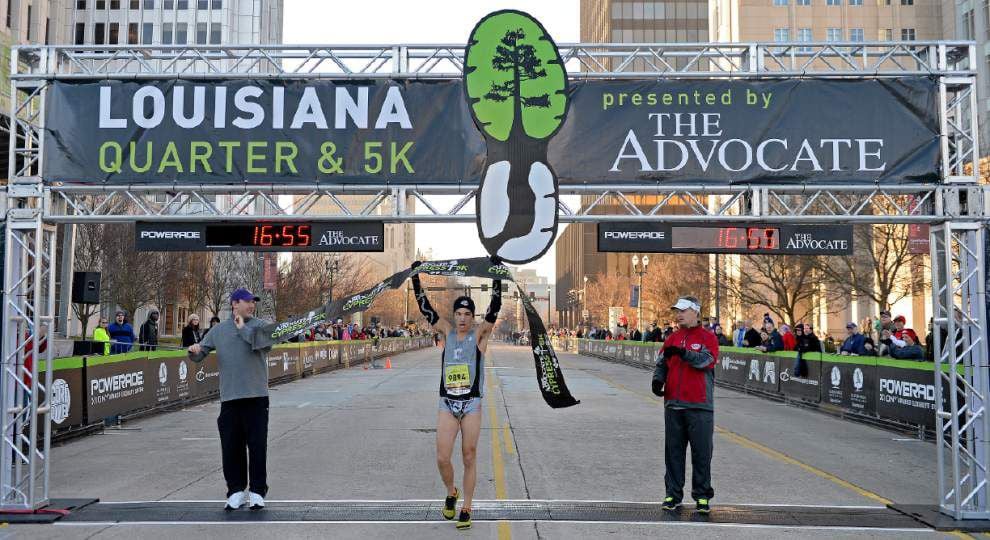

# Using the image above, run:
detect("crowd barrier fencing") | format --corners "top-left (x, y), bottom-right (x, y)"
top-left (41, 336), bottom-right (434, 437)
top-left (573, 338), bottom-right (959, 433)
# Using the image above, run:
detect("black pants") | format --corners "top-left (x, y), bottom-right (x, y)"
top-left (217, 396), bottom-right (269, 497)
top-left (664, 407), bottom-right (714, 502)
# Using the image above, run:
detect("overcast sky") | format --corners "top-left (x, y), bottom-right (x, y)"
top-left (282, 0), bottom-right (581, 283)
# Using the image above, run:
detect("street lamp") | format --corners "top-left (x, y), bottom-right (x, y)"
top-left (582, 275), bottom-right (589, 326)
top-left (546, 285), bottom-right (552, 327)
top-left (631, 254), bottom-right (649, 336)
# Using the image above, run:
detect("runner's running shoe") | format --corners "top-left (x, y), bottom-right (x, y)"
top-left (224, 491), bottom-right (246, 511)
top-left (456, 510), bottom-right (472, 530)
top-left (696, 498), bottom-right (711, 514)
top-left (248, 491), bottom-right (265, 510)
top-left (661, 496), bottom-right (681, 511)
top-left (443, 487), bottom-right (459, 520)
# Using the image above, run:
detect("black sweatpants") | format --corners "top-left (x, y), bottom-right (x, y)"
top-left (217, 396), bottom-right (269, 497)
top-left (664, 407), bottom-right (714, 502)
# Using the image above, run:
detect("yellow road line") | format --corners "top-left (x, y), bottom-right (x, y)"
top-left (502, 422), bottom-right (516, 456)
top-left (946, 530), bottom-right (976, 539)
top-left (588, 368), bottom-right (892, 506)
top-left (485, 362), bottom-right (512, 540)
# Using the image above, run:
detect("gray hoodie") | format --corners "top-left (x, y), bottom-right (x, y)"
top-left (190, 317), bottom-right (272, 402)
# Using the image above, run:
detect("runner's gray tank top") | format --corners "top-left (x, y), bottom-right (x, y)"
top-left (440, 329), bottom-right (484, 399)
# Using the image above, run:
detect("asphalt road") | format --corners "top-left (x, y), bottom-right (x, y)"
top-left (2, 343), bottom-right (966, 539)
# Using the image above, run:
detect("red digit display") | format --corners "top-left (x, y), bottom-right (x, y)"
top-left (671, 226), bottom-right (781, 252)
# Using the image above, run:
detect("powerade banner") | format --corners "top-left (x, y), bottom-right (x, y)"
top-left (43, 78), bottom-right (939, 186)
top-left (252, 257), bottom-right (579, 409)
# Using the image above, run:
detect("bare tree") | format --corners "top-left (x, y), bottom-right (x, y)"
top-left (204, 252), bottom-right (239, 320)
top-left (815, 223), bottom-right (926, 311)
top-left (99, 223), bottom-right (156, 322)
top-left (69, 224), bottom-right (108, 338)
top-left (722, 255), bottom-right (831, 326)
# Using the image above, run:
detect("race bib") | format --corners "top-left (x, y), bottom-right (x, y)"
top-left (444, 364), bottom-right (471, 394)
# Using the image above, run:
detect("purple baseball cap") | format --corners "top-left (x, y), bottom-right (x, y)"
top-left (230, 287), bottom-right (260, 303)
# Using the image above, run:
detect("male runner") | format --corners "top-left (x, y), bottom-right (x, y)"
top-left (410, 261), bottom-right (501, 530)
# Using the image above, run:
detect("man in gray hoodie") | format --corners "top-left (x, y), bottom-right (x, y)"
top-left (188, 287), bottom-right (272, 511)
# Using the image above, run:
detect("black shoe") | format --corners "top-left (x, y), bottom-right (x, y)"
top-left (455, 510), bottom-right (472, 530)
top-left (661, 496), bottom-right (681, 511)
top-left (696, 498), bottom-right (710, 514)
top-left (442, 488), bottom-right (459, 520)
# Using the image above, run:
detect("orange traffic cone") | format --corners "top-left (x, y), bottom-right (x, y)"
top-left (363, 364), bottom-right (368, 370)
top-left (385, 357), bottom-right (392, 369)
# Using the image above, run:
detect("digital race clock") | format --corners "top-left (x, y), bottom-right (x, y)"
top-left (135, 221), bottom-right (384, 252)
top-left (598, 223), bottom-right (853, 255)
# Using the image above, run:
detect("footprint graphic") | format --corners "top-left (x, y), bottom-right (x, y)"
top-left (465, 10), bottom-right (569, 264)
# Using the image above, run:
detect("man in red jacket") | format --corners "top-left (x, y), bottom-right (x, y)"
top-left (652, 295), bottom-right (718, 515)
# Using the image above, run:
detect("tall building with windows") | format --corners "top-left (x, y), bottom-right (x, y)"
top-left (62, 0), bottom-right (281, 47)
top-left (942, 1), bottom-right (990, 161)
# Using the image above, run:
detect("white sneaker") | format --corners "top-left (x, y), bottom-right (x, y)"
top-left (248, 491), bottom-right (265, 510)
top-left (224, 491), bottom-right (247, 511)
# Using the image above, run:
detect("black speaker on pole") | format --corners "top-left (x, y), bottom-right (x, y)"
top-left (71, 272), bottom-right (101, 304)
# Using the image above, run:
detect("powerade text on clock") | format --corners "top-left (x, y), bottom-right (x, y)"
top-left (597, 223), bottom-right (853, 255)
top-left (135, 221), bottom-right (384, 252)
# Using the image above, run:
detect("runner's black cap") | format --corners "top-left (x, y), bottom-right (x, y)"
top-left (453, 296), bottom-right (476, 314)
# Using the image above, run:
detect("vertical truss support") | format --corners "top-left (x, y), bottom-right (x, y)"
top-left (931, 223), bottom-right (990, 519)
top-left (1, 50), bottom-right (54, 509)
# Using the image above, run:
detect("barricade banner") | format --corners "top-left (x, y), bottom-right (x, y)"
top-left (268, 345), bottom-right (301, 381)
top-left (822, 359), bottom-right (877, 416)
top-left (190, 352), bottom-right (220, 397)
top-left (148, 353), bottom-right (194, 404)
top-left (741, 352), bottom-right (781, 394)
top-left (776, 354), bottom-right (822, 402)
top-left (715, 350), bottom-right (749, 385)
top-left (47, 364), bottom-right (84, 428)
top-left (86, 354), bottom-right (154, 420)
top-left (876, 363), bottom-right (950, 428)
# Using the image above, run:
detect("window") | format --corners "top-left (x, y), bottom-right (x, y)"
top-left (196, 22), bottom-right (207, 44)
top-left (162, 22), bottom-right (172, 44)
top-left (773, 28), bottom-right (790, 42)
top-left (880, 28), bottom-right (892, 41)
top-left (108, 22), bottom-right (119, 44)
top-left (849, 28), bottom-right (864, 41)
top-left (212, 0), bottom-right (221, 7)
top-left (796, 0), bottom-right (810, 4)
top-left (901, 28), bottom-right (915, 41)
top-left (177, 0), bottom-right (188, 8)
top-left (74, 23), bottom-right (85, 45)
top-left (128, 22), bottom-right (138, 44)
top-left (144, 0), bottom-right (154, 8)
top-left (76, 0), bottom-right (86, 8)
top-left (798, 28), bottom-right (812, 51)
top-left (25, 5), bottom-right (32, 41)
top-left (849, 0), bottom-right (862, 4)
top-left (901, 0), bottom-right (913, 4)
top-left (964, 10), bottom-right (975, 40)
top-left (209, 22), bottom-right (220, 44)
top-left (45, 18), bottom-right (50, 44)
top-left (130, 0), bottom-right (139, 8)
top-left (175, 22), bottom-right (187, 44)
top-left (94, 22), bottom-right (105, 44)
top-left (826, 28), bottom-right (842, 41)
top-left (96, 0), bottom-right (105, 8)
top-left (164, 0), bottom-right (173, 8)
top-left (826, 0), bottom-right (840, 5)
top-left (110, 0), bottom-right (120, 8)
top-left (773, 0), bottom-right (787, 5)
top-left (198, 0), bottom-right (208, 8)
top-left (142, 22), bottom-right (153, 44)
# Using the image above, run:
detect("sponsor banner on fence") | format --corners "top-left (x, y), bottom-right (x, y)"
top-left (777, 355), bottom-right (822, 402)
top-left (87, 358), bottom-right (153, 419)
top-left (268, 346), bottom-right (301, 381)
top-left (191, 353), bottom-right (221, 397)
top-left (151, 356), bottom-right (194, 404)
top-left (742, 352), bottom-right (781, 394)
top-left (876, 365), bottom-right (945, 428)
top-left (48, 368), bottom-right (84, 428)
top-left (823, 361), bottom-right (876, 415)
top-left (716, 351), bottom-right (749, 385)
top-left (44, 79), bottom-right (938, 186)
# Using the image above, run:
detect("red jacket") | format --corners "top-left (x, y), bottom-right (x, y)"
top-left (782, 332), bottom-right (796, 351)
top-left (654, 325), bottom-right (718, 411)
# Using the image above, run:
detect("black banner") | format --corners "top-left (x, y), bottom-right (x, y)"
top-left (134, 221), bottom-right (385, 252)
top-left (44, 78), bottom-right (938, 186)
top-left (876, 364), bottom-right (943, 428)
top-left (86, 358), bottom-right (153, 420)
top-left (777, 355), bottom-right (821, 402)
top-left (598, 223), bottom-right (854, 255)
top-left (253, 258), bottom-right (579, 409)
top-left (822, 360), bottom-right (876, 415)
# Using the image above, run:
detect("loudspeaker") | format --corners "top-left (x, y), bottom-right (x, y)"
top-left (71, 271), bottom-right (101, 304)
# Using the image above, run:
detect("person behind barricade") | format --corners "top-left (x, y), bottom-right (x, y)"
top-left (732, 320), bottom-right (746, 347)
top-left (139, 310), bottom-right (160, 352)
top-left (93, 317), bottom-right (111, 355)
top-left (714, 324), bottom-right (732, 347)
top-left (205, 315), bottom-right (221, 336)
top-left (891, 333), bottom-right (925, 360)
top-left (891, 315), bottom-right (920, 348)
top-left (742, 320), bottom-right (761, 348)
top-left (878, 328), bottom-right (895, 357)
top-left (182, 314), bottom-right (203, 348)
top-left (108, 311), bottom-right (135, 354)
top-left (875, 310), bottom-right (895, 337)
top-left (780, 325), bottom-right (796, 351)
top-left (651, 295), bottom-right (718, 514)
top-left (755, 316), bottom-right (783, 353)
top-left (187, 287), bottom-right (273, 512)
top-left (839, 322), bottom-right (867, 356)
top-left (630, 326), bottom-right (643, 341)
top-left (410, 260), bottom-right (501, 531)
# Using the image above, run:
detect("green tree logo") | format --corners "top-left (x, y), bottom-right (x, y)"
top-left (465, 10), bottom-right (569, 264)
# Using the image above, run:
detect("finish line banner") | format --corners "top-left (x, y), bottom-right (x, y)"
top-left (43, 78), bottom-right (938, 186)
top-left (251, 258), bottom-right (580, 409)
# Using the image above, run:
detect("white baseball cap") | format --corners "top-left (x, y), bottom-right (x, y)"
top-left (670, 296), bottom-right (701, 312)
